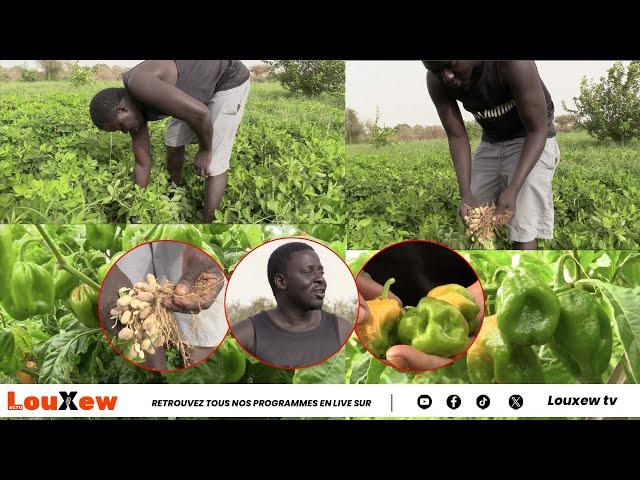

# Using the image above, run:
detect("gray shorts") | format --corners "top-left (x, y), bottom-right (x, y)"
top-left (164, 78), bottom-right (251, 176)
top-left (471, 136), bottom-right (561, 243)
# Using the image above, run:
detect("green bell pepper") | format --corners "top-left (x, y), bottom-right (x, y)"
top-left (0, 225), bottom-right (14, 303)
top-left (428, 283), bottom-right (481, 331)
top-left (549, 289), bottom-right (613, 383)
top-left (69, 284), bottom-right (100, 328)
top-left (85, 225), bottom-right (117, 252)
top-left (1, 262), bottom-right (55, 320)
top-left (496, 268), bottom-right (560, 346)
top-left (54, 268), bottom-right (79, 300)
top-left (17, 238), bottom-right (53, 266)
top-left (357, 278), bottom-right (403, 357)
top-left (217, 339), bottom-right (247, 383)
top-left (467, 315), bottom-right (544, 384)
top-left (396, 297), bottom-right (469, 358)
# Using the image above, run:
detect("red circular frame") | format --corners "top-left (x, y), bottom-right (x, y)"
top-left (352, 239), bottom-right (486, 374)
top-left (97, 239), bottom-right (229, 374)
top-left (223, 236), bottom-right (360, 371)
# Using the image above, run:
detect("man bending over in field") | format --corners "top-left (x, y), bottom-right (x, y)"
top-left (89, 60), bottom-right (250, 222)
top-left (423, 61), bottom-right (560, 249)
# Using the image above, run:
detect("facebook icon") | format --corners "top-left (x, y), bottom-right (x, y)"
top-left (446, 395), bottom-right (461, 410)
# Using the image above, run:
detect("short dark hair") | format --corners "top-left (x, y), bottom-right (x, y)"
top-left (89, 87), bottom-right (127, 129)
top-left (267, 242), bottom-right (315, 296)
top-left (422, 60), bottom-right (448, 72)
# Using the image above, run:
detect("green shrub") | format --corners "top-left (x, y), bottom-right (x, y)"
top-left (21, 69), bottom-right (38, 82)
top-left (264, 60), bottom-right (344, 97)
top-left (70, 65), bottom-right (95, 87)
top-left (564, 61), bottom-right (640, 143)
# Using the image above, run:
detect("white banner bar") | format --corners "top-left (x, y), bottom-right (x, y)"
top-left (1, 384), bottom-right (638, 418)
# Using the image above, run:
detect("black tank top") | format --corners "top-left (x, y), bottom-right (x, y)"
top-left (122, 60), bottom-right (250, 121)
top-left (445, 61), bottom-right (556, 143)
top-left (248, 310), bottom-right (342, 368)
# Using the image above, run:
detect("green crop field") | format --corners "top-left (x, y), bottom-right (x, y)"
top-left (0, 81), bottom-right (345, 224)
top-left (345, 131), bottom-right (640, 249)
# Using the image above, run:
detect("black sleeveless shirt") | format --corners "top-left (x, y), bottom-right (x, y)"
top-left (444, 61), bottom-right (556, 143)
top-left (122, 60), bottom-right (250, 121)
top-left (244, 310), bottom-right (343, 368)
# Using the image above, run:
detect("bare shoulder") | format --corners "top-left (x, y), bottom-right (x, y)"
top-left (125, 61), bottom-right (177, 91)
top-left (131, 60), bottom-right (172, 74)
top-left (499, 61), bottom-right (539, 82)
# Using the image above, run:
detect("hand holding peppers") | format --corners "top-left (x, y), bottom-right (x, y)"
top-left (397, 298), bottom-right (470, 357)
top-left (428, 283), bottom-right (482, 333)
top-left (356, 274), bottom-right (482, 371)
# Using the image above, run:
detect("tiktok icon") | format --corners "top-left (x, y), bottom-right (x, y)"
top-left (476, 395), bottom-right (490, 409)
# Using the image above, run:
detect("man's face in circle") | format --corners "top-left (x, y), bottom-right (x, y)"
top-left (279, 249), bottom-right (327, 310)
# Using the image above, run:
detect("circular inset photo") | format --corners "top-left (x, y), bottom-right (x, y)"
top-left (225, 238), bottom-right (358, 369)
top-left (353, 240), bottom-right (484, 373)
top-left (98, 240), bottom-right (228, 373)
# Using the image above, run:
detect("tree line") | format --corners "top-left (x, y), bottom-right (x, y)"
top-left (346, 109), bottom-right (579, 145)
top-left (0, 60), bottom-right (345, 100)
top-left (0, 61), bottom-right (128, 82)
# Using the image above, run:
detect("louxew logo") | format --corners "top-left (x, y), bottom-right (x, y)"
top-left (7, 391), bottom-right (118, 411)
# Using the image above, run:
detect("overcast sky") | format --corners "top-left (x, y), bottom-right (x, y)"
top-left (346, 61), bottom-right (631, 126)
top-left (225, 238), bottom-right (358, 322)
top-left (0, 60), bottom-right (264, 69)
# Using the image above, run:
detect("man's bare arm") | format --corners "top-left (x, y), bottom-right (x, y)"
top-left (126, 69), bottom-right (212, 151)
top-left (427, 72), bottom-right (477, 216)
top-left (500, 61), bottom-right (549, 192)
top-left (131, 124), bottom-right (152, 188)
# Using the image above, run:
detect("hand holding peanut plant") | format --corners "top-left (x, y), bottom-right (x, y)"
top-left (464, 204), bottom-right (513, 249)
top-left (162, 247), bottom-right (225, 314)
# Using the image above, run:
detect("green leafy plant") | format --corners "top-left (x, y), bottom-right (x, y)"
top-left (564, 61), bottom-right (640, 143)
top-left (263, 60), bottom-right (344, 97)
top-left (20, 69), bottom-right (38, 82)
top-left (70, 65), bottom-right (95, 87)
top-left (368, 107), bottom-right (394, 148)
